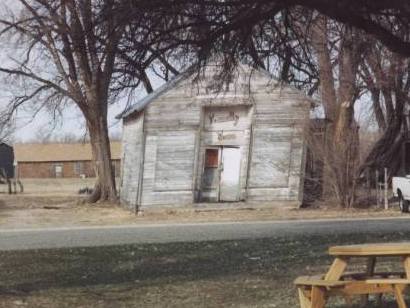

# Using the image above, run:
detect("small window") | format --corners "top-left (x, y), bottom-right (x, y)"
top-left (54, 164), bottom-right (63, 178)
top-left (74, 161), bottom-right (84, 175)
top-left (205, 149), bottom-right (219, 168)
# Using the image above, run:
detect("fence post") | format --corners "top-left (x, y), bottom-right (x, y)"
top-left (367, 169), bottom-right (371, 197)
top-left (384, 168), bottom-right (388, 210)
top-left (376, 170), bottom-right (379, 207)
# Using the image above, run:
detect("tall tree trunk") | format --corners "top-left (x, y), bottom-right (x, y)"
top-left (309, 16), bottom-right (339, 201)
top-left (87, 113), bottom-right (117, 203)
top-left (359, 48), bottom-right (409, 179)
top-left (361, 61), bottom-right (387, 130)
top-left (310, 16), bottom-right (337, 122)
top-left (360, 96), bottom-right (405, 176)
top-left (333, 100), bottom-right (359, 207)
top-left (330, 30), bottom-right (361, 208)
top-left (310, 19), bottom-right (362, 207)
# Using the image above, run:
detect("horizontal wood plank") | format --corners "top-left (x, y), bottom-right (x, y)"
top-left (329, 243), bottom-right (410, 256)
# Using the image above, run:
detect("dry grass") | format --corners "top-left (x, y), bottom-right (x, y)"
top-left (0, 192), bottom-right (407, 230)
top-left (0, 178), bottom-right (406, 230)
top-left (0, 232), bottom-right (409, 307)
top-left (7, 178), bottom-right (98, 196)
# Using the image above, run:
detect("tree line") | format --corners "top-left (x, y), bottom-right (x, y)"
top-left (0, 0), bottom-right (408, 205)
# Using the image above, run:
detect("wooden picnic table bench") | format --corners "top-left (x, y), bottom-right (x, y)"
top-left (295, 243), bottom-right (410, 308)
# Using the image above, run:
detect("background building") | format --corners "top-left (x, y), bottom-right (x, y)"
top-left (14, 142), bottom-right (121, 178)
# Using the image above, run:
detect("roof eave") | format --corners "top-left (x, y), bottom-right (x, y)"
top-left (116, 68), bottom-right (194, 120)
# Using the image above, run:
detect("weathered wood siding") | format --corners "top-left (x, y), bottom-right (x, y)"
top-left (140, 132), bottom-right (196, 207)
top-left (120, 64), bottom-right (311, 210)
top-left (144, 85), bottom-right (200, 131)
top-left (247, 74), bottom-right (309, 202)
top-left (120, 113), bottom-right (144, 209)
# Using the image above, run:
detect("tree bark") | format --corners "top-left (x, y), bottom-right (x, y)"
top-left (87, 113), bottom-right (117, 203)
top-left (371, 90), bottom-right (387, 131)
top-left (309, 20), bottom-right (362, 207)
top-left (359, 46), bottom-right (409, 179)
top-left (360, 95), bottom-right (405, 177)
top-left (332, 100), bottom-right (359, 207)
top-left (310, 16), bottom-right (337, 122)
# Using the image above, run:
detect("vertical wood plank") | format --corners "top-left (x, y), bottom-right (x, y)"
top-left (376, 170), bottom-right (379, 206)
top-left (137, 131), bottom-right (147, 211)
top-left (297, 288), bottom-right (311, 308)
top-left (310, 286), bottom-right (326, 308)
top-left (403, 256), bottom-right (410, 279)
top-left (384, 167), bottom-right (389, 210)
top-left (120, 114), bottom-right (144, 210)
top-left (324, 257), bottom-right (348, 281)
top-left (393, 285), bottom-right (407, 308)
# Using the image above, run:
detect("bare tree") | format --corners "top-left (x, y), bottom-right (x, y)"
top-left (161, 0), bottom-right (410, 58)
top-left (0, 116), bottom-right (15, 145)
top-left (305, 17), bottom-right (365, 207)
top-left (0, 1), bottom-right (130, 202)
top-left (0, 1), bottom-right (185, 202)
top-left (359, 41), bottom-right (410, 177)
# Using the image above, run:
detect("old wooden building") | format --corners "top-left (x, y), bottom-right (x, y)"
top-left (119, 64), bottom-right (312, 210)
top-left (14, 142), bottom-right (121, 178)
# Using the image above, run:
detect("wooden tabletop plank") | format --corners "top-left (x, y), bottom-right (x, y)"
top-left (325, 257), bottom-right (348, 280)
top-left (329, 243), bottom-right (410, 256)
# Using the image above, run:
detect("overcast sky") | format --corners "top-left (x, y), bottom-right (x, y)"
top-left (0, 1), bottom-right (376, 143)
top-left (0, 0), bottom-right (162, 143)
top-left (11, 101), bottom-right (124, 142)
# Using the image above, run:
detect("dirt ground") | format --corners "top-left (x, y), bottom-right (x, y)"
top-left (0, 178), bottom-right (97, 196)
top-left (0, 231), bottom-right (409, 307)
top-left (0, 178), bottom-right (407, 229)
top-left (0, 193), bottom-right (407, 230)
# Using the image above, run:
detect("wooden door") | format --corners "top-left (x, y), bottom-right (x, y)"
top-left (219, 147), bottom-right (241, 201)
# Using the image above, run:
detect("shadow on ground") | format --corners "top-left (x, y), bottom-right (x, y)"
top-left (0, 232), bottom-right (409, 307)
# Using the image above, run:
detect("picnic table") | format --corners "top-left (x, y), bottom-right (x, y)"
top-left (295, 242), bottom-right (410, 308)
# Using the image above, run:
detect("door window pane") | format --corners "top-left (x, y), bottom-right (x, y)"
top-left (202, 148), bottom-right (220, 189)
top-left (205, 149), bottom-right (219, 168)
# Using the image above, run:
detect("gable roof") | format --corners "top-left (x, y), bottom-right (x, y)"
top-left (117, 63), bottom-right (315, 119)
top-left (14, 142), bottom-right (121, 163)
top-left (116, 69), bottom-right (192, 119)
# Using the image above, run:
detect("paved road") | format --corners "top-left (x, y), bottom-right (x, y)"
top-left (1, 217), bottom-right (410, 251)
